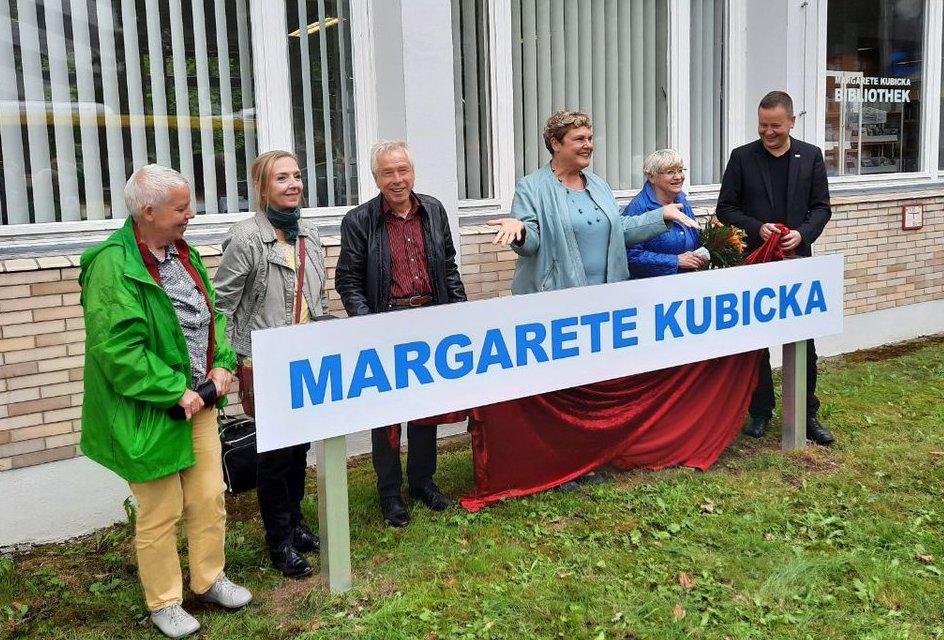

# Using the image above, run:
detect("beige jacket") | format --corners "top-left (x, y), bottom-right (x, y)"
top-left (214, 212), bottom-right (329, 357)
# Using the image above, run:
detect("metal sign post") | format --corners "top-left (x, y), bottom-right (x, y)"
top-left (781, 340), bottom-right (808, 451)
top-left (315, 435), bottom-right (352, 592)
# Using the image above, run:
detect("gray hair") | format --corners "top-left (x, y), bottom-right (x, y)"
top-left (643, 149), bottom-right (685, 178)
top-left (370, 139), bottom-right (413, 176)
top-left (124, 164), bottom-right (190, 220)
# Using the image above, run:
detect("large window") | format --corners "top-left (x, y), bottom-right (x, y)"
top-left (825, 0), bottom-right (924, 177)
top-left (452, 0), bottom-right (727, 201)
top-left (0, 0), bottom-right (256, 224)
top-left (689, 0), bottom-right (725, 185)
top-left (452, 0), bottom-right (494, 201)
top-left (285, 0), bottom-right (358, 208)
top-left (511, 0), bottom-right (668, 191)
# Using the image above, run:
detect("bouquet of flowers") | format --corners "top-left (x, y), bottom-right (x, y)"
top-left (696, 218), bottom-right (747, 268)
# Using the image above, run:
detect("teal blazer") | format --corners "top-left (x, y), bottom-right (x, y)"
top-left (510, 163), bottom-right (669, 294)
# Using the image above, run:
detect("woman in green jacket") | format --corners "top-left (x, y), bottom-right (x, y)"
top-left (80, 165), bottom-right (249, 639)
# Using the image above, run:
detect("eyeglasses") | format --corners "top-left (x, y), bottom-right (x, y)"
top-left (658, 168), bottom-right (687, 177)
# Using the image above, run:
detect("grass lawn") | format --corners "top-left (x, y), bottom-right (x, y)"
top-left (2, 336), bottom-right (943, 640)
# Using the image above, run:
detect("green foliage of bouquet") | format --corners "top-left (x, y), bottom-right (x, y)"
top-left (698, 218), bottom-right (747, 268)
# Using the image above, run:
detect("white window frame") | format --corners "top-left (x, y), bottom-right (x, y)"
top-left (456, 0), bottom-right (515, 214)
top-left (0, 0), bottom-right (377, 251)
top-left (253, 0), bottom-right (376, 219)
top-left (816, 0), bottom-right (944, 193)
top-left (666, 0), bottom-right (743, 199)
top-left (457, 0), bottom-right (739, 217)
top-left (927, 0), bottom-right (944, 179)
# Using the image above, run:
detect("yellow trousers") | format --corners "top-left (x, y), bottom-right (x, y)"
top-left (129, 408), bottom-right (226, 612)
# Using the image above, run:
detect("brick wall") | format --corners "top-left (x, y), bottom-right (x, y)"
top-left (1, 193), bottom-right (941, 471)
top-left (820, 191), bottom-right (944, 314)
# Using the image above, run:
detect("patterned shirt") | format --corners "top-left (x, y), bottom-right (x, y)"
top-left (383, 194), bottom-right (432, 298)
top-left (150, 243), bottom-right (211, 387)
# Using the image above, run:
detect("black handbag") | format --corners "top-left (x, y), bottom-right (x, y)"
top-left (218, 413), bottom-right (257, 494)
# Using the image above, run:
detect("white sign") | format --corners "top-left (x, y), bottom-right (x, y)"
top-left (252, 255), bottom-right (845, 452)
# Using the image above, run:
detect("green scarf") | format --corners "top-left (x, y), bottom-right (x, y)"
top-left (266, 206), bottom-right (301, 243)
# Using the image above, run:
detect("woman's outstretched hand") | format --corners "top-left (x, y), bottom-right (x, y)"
top-left (661, 203), bottom-right (700, 229)
top-left (487, 218), bottom-right (526, 245)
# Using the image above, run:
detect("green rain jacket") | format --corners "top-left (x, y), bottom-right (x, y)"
top-left (78, 218), bottom-right (236, 483)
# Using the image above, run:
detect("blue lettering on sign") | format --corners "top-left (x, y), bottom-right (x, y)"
top-left (754, 287), bottom-right (777, 322)
top-left (515, 322), bottom-right (549, 365)
top-left (685, 298), bottom-right (712, 335)
top-left (716, 293), bottom-right (739, 330)
top-left (286, 278), bottom-right (832, 409)
top-left (805, 280), bottom-right (827, 314)
top-left (779, 283), bottom-right (802, 319)
top-left (579, 312), bottom-right (611, 353)
top-left (551, 316), bottom-right (580, 359)
top-left (290, 355), bottom-right (343, 408)
top-left (347, 348), bottom-right (392, 398)
top-left (435, 333), bottom-right (473, 379)
top-left (476, 328), bottom-right (514, 373)
top-left (655, 300), bottom-right (683, 341)
top-left (612, 308), bottom-right (638, 348)
top-left (394, 341), bottom-right (433, 389)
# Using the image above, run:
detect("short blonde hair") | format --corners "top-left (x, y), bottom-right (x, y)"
top-left (251, 150), bottom-right (300, 211)
top-left (370, 139), bottom-right (414, 176)
top-left (643, 149), bottom-right (685, 178)
top-left (543, 110), bottom-right (592, 154)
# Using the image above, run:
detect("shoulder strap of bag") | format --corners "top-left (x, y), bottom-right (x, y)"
top-left (293, 235), bottom-right (307, 324)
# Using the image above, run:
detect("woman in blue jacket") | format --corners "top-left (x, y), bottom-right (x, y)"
top-left (486, 112), bottom-right (699, 293)
top-left (622, 149), bottom-right (707, 278)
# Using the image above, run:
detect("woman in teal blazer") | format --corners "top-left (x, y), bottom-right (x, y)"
top-left (488, 111), bottom-right (699, 294)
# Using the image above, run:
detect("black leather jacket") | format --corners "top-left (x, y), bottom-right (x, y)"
top-left (336, 193), bottom-right (467, 316)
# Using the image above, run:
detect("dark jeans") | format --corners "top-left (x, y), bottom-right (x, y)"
top-left (750, 340), bottom-right (820, 421)
top-left (257, 442), bottom-right (310, 549)
top-left (371, 422), bottom-right (437, 498)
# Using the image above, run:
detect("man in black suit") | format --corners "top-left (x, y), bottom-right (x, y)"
top-left (716, 90), bottom-right (835, 446)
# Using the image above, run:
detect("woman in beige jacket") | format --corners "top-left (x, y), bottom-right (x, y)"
top-left (214, 150), bottom-right (327, 579)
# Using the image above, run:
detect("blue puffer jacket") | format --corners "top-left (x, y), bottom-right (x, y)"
top-left (621, 181), bottom-right (700, 278)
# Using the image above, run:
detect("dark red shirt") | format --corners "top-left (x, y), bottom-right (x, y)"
top-left (383, 194), bottom-right (432, 298)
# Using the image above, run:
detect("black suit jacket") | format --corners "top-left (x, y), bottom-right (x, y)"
top-left (335, 193), bottom-right (467, 316)
top-left (716, 137), bottom-right (831, 257)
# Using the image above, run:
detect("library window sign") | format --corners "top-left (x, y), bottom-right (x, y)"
top-left (824, 0), bottom-right (924, 177)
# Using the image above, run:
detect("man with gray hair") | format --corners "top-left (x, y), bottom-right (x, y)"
top-left (336, 140), bottom-right (467, 527)
top-left (79, 164), bottom-right (250, 638)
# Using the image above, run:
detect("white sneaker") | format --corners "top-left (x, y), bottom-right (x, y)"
top-left (150, 604), bottom-right (200, 639)
top-left (196, 573), bottom-right (252, 609)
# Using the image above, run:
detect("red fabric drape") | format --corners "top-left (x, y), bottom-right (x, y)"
top-left (417, 226), bottom-right (792, 511)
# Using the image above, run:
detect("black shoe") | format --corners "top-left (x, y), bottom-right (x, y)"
top-left (744, 416), bottom-right (769, 438)
top-left (555, 481), bottom-right (581, 492)
top-left (807, 416), bottom-right (835, 446)
top-left (576, 471), bottom-right (606, 486)
top-left (380, 496), bottom-right (410, 528)
top-left (269, 541), bottom-right (313, 579)
top-left (292, 523), bottom-right (320, 554)
top-left (409, 483), bottom-right (453, 511)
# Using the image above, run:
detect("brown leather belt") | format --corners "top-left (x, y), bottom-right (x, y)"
top-left (388, 294), bottom-right (432, 309)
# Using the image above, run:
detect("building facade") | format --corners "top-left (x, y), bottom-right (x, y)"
top-left (1, 0), bottom-right (943, 546)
